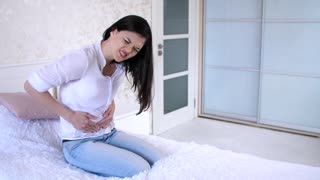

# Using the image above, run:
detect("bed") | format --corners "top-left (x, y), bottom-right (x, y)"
top-left (0, 64), bottom-right (320, 180)
top-left (0, 104), bottom-right (320, 180)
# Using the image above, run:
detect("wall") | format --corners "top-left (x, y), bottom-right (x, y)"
top-left (0, 0), bottom-right (151, 117)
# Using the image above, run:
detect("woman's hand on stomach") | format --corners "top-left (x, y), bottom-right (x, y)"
top-left (68, 111), bottom-right (99, 133)
top-left (96, 100), bottom-right (115, 129)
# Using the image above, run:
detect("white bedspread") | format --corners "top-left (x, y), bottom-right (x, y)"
top-left (0, 105), bottom-right (319, 180)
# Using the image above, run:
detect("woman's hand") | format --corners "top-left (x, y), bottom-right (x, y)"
top-left (97, 100), bottom-right (115, 129)
top-left (68, 111), bottom-right (99, 133)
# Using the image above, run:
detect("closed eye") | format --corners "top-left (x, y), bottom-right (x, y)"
top-left (134, 47), bottom-right (140, 52)
top-left (124, 38), bottom-right (130, 44)
top-left (124, 37), bottom-right (141, 52)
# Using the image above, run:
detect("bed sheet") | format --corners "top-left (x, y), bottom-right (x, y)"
top-left (0, 105), bottom-right (319, 180)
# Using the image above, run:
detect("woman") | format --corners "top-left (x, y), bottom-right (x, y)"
top-left (24, 15), bottom-right (164, 177)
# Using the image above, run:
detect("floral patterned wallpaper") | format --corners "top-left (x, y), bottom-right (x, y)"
top-left (0, 0), bottom-right (151, 115)
top-left (0, 0), bottom-right (151, 65)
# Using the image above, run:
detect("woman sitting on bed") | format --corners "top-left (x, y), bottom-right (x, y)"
top-left (24, 15), bottom-right (164, 178)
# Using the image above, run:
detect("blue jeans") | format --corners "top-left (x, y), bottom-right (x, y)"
top-left (62, 129), bottom-right (164, 177)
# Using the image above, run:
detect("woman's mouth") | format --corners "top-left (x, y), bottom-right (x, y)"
top-left (119, 50), bottom-right (127, 58)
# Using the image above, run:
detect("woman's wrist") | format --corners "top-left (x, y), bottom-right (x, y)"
top-left (60, 108), bottom-right (74, 122)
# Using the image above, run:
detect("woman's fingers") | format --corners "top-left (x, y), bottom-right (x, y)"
top-left (83, 113), bottom-right (100, 132)
top-left (82, 116), bottom-right (99, 132)
top-left (103, 109), bottom-right (111, 117)
top-left (96, 116), bottom-right (112, 128)
top-left (70, 111), bottom-right (100, 133)
top-left (79, 121), bottom-right (94, 132)
top-left (85, 113), bottom-right (97, 119)
top-left (74, 111), bottom-right (114, 132)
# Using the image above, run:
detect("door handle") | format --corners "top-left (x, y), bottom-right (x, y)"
top-left (158, 44), bottom-right (163, 56)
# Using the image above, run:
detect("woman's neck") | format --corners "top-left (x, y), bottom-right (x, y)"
top-left (101, 40), bottom-right (113, 65)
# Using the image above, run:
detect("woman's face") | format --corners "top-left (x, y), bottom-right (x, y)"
top-left (110, 29), bottom-right (146, 62)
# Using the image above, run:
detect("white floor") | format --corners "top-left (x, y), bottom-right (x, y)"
top-left (158, 117), bottom-right (320, 167)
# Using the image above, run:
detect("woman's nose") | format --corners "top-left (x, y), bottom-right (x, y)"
top-left (124, 45), bottom-right (134, 53)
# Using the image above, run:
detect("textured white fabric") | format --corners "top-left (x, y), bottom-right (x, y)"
top-left (28, 42), bottom-right (124, 140)
top-left (1, 105), bottom-right (320, 180)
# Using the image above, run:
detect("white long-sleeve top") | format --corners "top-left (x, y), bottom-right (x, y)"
top-left (28, 41), bottom-right (125, 140)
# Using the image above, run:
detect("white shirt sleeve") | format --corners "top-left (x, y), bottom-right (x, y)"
top-left (28, 49), bottom-right (89, 92)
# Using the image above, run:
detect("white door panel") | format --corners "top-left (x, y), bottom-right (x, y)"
top-left (151, 0), bottom-right (197, 134)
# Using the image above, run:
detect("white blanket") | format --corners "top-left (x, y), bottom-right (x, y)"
top-left (0, 105), bottom-right (319, 180)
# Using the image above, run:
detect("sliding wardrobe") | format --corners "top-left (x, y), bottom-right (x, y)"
top-left (200, 0), bottom-right (320, 136)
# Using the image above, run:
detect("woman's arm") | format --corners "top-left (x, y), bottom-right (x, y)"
top-left (24, 80), bottom-right (99, 133)
top-left (24, 80), bottom-right (71, 120)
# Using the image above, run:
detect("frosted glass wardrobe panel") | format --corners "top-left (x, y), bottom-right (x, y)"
top-left (202, 0), bottom-right (320, 135)
top-left (203, 68), bottom-right (259, 120)
top-left (263, 23), bottom-right (320, 75)
top-left (205, 0), bottom-right (262, 19)
top-left (260, 74), bottom-right (320, 131)
top-left (264, 0), bottom-right (320, 19)
top-left (204, 22), bottom-right (261, 69)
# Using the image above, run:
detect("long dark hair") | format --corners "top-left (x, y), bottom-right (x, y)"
top-left (102, 15), bottom-right (153, 115)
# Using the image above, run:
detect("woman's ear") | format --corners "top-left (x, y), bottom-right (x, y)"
top-left (110, 29), bottom-right (118, 36)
